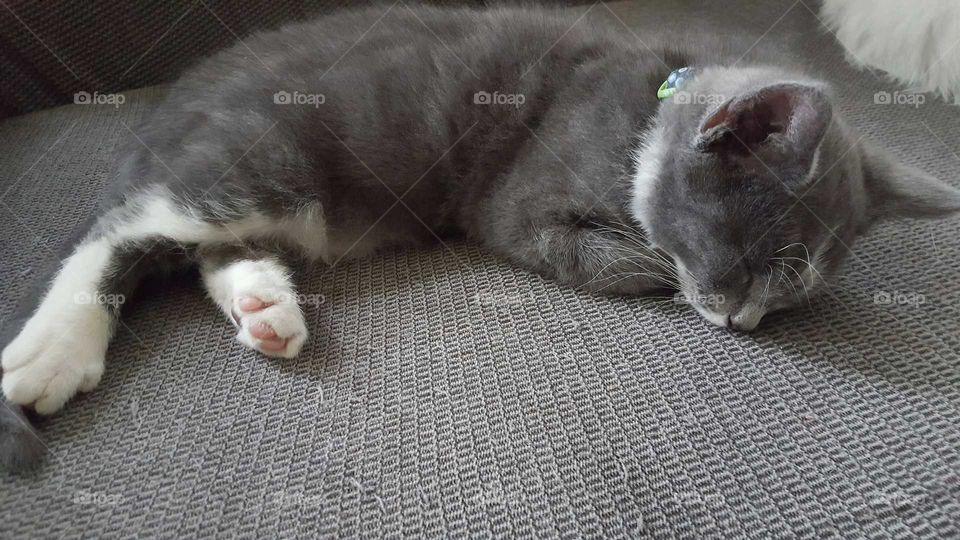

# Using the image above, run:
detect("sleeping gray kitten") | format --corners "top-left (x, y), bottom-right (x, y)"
top-left (2, 5), bottom-right (959, 468)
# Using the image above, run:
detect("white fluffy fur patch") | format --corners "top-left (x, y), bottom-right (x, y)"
top-left (110, 191), bottom-right (332, 262)
top-left (2, 189), bottom-right (324, 414)
top-left (1, 239), bottom-right (114, 414)
top-left (201, 258), bottom-right (308, 359)
top-left (629, 124), bottom-right (667, 234)
top-left (821, 0), bottom-right (960, 103)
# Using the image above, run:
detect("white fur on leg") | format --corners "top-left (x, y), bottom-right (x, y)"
top-left (821, 0), bottom-right (960, 103)
top-left (2, 189), bottom-right (326, 415)
top-left (201, 258), bottom-right (308, 359)
top-left (629, 124), bottom-right (667, 234)
top-left (2, 239), bottom-right (114, 414)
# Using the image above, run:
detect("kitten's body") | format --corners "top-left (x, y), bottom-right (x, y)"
top-left (103, 6), bottom-right (677, 289)
top-left (2, 5), bottom-right (958, 470)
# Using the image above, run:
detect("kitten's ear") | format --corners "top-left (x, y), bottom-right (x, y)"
top-left (860, 138), bottom-right (960, 221)
top-left (695, 82), bottom-right (832, 184)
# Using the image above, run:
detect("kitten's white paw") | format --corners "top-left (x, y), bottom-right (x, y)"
top-left (1, 307), bottom-right (110, 415)
top-left (203, 258), bottom-right (309, 359)
top-left (232, 294), bottom-right (307, 358)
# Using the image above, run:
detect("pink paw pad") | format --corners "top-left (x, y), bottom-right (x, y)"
top-left (249, 321), bottom-right (288, 352)
top-left (231, 294), bottom-right (303, 357)
top-left (238, 296), bottom-right (269, 312)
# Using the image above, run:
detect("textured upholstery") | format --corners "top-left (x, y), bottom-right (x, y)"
top-left (2, 0), bottom-right (560, 118)
top-left (0, 0), bottom-right (348, 118)
top-left (0, 0), bottom-right (591, 118)
top-left (1, 1), bottom-right (959, 538)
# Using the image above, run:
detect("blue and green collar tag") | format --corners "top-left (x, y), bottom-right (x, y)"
top-left (657, 67), bottom-right (698, 100)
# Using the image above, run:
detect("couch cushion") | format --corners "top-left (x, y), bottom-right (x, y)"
top-left (0, 2), bottom-right (959, 537)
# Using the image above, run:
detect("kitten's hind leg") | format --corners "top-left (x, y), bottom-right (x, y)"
top-left (199, 245), bottom-right (308, 359)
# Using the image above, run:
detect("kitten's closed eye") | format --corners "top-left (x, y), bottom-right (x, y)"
top-left (632, 65), bottom-right (960, 330)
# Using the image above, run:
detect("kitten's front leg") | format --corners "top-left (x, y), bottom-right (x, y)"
top-left (200, 248), bottom-right (308, 359)
top-left (1, 239), bottom-right (114, 414)
top-left (2, 233), bottom-right (188, 414)
top-left (500, 218), bottom-right (676, 296)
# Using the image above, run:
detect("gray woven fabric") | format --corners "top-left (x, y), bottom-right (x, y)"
top-left (1, 1), bottom-right (960, 538)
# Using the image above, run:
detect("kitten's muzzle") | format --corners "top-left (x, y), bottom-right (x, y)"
top-left (689, 278), bottom-right (768, 332)
top-left (728, 305), bottom-right (765, 331)
top-left (678, 260), bottom-right (768, 331)
top-left (691, 297), bottom-right (766, 331)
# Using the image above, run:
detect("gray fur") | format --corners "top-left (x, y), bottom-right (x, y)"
top-left (94, 5), bottom-right (698, 296)
top-left (3, 4), bottom-right (960, 471)
top-left (0, 404), bottom-right (44, 473)
top-left (642, 64), bottom-right (960, 327)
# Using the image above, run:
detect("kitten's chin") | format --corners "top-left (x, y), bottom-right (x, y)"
top-left (691, 302), bottom-right (730, 329)
top-left (690, 301), bottom-right (766, 332)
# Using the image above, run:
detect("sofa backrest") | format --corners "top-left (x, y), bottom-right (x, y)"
top-left (0, 0), bottom-right (519, 119)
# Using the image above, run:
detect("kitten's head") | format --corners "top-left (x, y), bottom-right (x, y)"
top-left (631, 65), bottom-right (960, 330)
